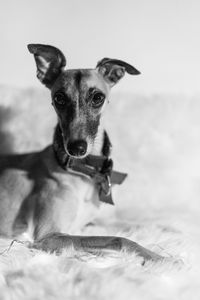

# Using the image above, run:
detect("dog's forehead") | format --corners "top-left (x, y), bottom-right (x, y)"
top-left (82, 69), bottom-right (109, 93)
top-left (55, 69), bottom-right (109, 94)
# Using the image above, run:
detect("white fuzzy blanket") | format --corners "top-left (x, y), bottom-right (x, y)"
top-left (0, 86), bottom-right (199, 299)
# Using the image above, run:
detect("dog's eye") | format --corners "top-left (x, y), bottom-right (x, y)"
top-left (54, 92), bottom-right (66, 107)
top-left (91, 92), bottom-right (105, 108)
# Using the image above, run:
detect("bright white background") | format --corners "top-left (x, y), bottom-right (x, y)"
top-left (1, 0), bottom-right (200, 94)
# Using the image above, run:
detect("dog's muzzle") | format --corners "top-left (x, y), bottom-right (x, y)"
top-left (67, 140), bottom-right (87, 157)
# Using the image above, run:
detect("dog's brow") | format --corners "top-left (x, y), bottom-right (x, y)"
top-left (74, 71), bottom-right (82, 89)
top-left (88, 87), bottom-right (95, 94)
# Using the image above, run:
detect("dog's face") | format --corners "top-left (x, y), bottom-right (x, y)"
top-left (28, 44), bottom-right (140, 158)
top-left (51, 69), bottom-right (110, 157)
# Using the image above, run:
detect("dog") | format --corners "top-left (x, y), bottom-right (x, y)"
top-left (0, 44), bottom-right (163, 263)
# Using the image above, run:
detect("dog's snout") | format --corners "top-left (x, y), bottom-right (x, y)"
top-left (67, 140), bottom-right (87, 157)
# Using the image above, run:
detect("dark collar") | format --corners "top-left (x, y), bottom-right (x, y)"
top-left (53, 125), bottom-right (127, 205)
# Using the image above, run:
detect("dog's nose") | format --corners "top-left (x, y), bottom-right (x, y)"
top-left (67, 140), bottom-right (87, 157)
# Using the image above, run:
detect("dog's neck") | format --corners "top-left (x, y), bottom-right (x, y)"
top-left (53, 124), bottom-right (112, 169)
top-left (52, 123), bottom-right (127, 205)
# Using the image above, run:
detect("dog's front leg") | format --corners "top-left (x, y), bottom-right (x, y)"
top-left (31, 232), bottom-right (163, 264)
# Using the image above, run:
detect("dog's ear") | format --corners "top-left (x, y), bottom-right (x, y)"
top-left (27, 44), bottom-right (66, 88)
top-left (96, 58), bottom-right (140, 86)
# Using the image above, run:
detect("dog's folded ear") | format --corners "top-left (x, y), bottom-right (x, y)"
top-left (96, 58), bottom-right (140, 86)
top-left (27, 44), bottom-right (66, 88)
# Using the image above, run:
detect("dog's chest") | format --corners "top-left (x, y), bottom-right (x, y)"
top-left (50, 171), bottom-right (100, 234)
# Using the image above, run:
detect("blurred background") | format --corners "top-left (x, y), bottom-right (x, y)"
top-left (1, 0), bottom-right (200, 94)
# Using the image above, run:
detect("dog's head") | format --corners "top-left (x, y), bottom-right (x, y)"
top-left (28, 44), bottom-right (140, 158)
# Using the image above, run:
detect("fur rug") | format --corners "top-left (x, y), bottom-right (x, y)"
top-left (0, 86), bottom-right (199, 299)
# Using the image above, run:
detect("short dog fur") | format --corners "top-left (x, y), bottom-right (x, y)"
top-left (0, 44), bottom-right (163, 263)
